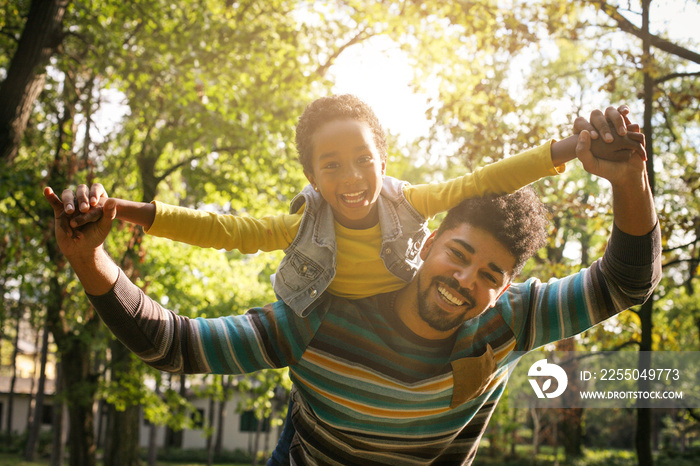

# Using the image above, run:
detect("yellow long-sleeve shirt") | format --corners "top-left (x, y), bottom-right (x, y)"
top-left (146, 141), bottom-right (560, 298)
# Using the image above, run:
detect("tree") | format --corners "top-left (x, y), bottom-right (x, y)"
top-left (0, 0), bottom-right (69, 163)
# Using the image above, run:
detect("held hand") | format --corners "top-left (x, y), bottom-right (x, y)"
top-left (574, 105), bottom-right (646, 161)
top-left (575, 130), bottom-right (647, 188)
top-left (44, 186), bottom-right (117, 258)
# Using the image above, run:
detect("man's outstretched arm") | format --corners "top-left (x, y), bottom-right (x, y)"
top-left (45, 186), bottom-right (315, 374)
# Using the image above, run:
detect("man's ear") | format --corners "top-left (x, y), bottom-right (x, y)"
top-left (488, 282), bottom-right (512, 309)
top-left (420, 231), bottom-right (437, 260)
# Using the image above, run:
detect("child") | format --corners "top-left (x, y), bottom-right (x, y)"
top-left (70, 94), bottom-right (623, 316)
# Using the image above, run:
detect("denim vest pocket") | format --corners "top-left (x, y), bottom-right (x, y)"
top-left (277, 251), bottom-right (322, 291)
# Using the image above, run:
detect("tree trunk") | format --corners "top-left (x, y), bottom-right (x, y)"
top-left (24, 326), bottom-right (41, 437)
top-left (61, 332), bottom-right (98, 466)
top-left (147, 379), bottom-right (161, 466)
top-left (252, 417), bottom-right (264, 466)
top-left (25, 323), bottom-right (50, 460)
top-left (636, 2), bottom-right (655, 465)
top-left (5, 312), bottom-right (21, 442)
top-left (531, 407), bottom-right (540, 456)
top-left (0, 0), bottom-right (69, 163)
top-left (103, 341), bottom-right (142, 466)
top-left (207, 395), bottom-right (216, 466)
top-left (215, 376), bottom-right (232, 456)
top-left (50, 361), bottom-right (66, 466)
top-left (166, 374), bottom-right (187, 451)
top-left (556, 339), bottom-right (583, 458)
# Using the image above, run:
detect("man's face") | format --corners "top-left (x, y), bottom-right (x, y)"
top-left (414, 223), bottom-right (516, 337)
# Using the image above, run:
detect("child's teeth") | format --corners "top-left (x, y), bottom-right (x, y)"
top-left (342, 191), bottom-right (365, 204)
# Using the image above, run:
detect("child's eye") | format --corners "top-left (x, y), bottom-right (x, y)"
top-left (323, 162), bottom-right (340, 169)
top-left (358, 155), bottom-right (373, 164)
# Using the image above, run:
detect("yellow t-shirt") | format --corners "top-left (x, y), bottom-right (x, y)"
top-left (146, 141), bottom-right (560, 298)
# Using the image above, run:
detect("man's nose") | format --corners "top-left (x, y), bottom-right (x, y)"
top-left (454, 266), bottom-right (477, 291)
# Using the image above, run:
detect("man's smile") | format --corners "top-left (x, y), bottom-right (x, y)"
top-left (437, 284), bottom-right (466, 306)
top-left (434, 278), bottom-right (475, 310)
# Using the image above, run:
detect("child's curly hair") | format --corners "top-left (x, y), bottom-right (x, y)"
top-left (436, 187), bottom-right (550, 276)
top-left (295, 94), bottom-right (388, 173)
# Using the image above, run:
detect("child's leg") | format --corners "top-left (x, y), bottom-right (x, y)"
top-left (267, 396), bottom-right (295, 466)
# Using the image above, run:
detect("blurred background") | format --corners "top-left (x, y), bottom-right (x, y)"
top-left (0, 0), bottom-right (698, 465)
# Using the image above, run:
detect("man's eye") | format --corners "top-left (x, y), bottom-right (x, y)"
top-left (482, 273), bottom-right (497, 284)
top-left (450, 248), bottom-right (466, 261)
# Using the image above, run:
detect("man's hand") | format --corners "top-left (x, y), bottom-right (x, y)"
top-left (574, 105), bottom-right (646, 161)
top-left (575, 117), bottom-right (656, 236)
top-left (44, 186), bottom-right (117, 259)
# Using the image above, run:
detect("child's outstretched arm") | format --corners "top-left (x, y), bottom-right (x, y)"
top-left (69, 183), bottom-right (299, 254)
top-left (406, 104), bottom-right (643, 219)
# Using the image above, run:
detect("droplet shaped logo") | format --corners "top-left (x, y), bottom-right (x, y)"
top-left (528, 359), bottom-right (568, 399)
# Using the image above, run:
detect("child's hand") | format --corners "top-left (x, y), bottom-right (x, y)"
top-left (44, 186), bottom-right (117, 258)
top-left (63, 183), bottom-right (109, 228)
top-left (573, 105), bottom-right (646, 161)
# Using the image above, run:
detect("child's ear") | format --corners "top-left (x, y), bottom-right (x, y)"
top-left (304, 171), bottom-right (316, 188)
top-left (419, 231), bottom-right (437, 260)
top-left (381, 158), bottom-right (387, 176)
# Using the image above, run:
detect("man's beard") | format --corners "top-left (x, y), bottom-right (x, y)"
top-left (416, 271), bottom-right (476, 333)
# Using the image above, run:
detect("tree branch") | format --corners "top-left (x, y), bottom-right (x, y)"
top-left (656, 71), bottom-right (700, 84)
top-left (663, 238), bottom-right (699, 253)
top-left (595, 1), bottom-right (700, 65)
top-left (315, 28), bottom-right (374, 78)
top-left (156, 154), bottom-right (201, 183)
top-left (663, 258), bottom-right (699, 268)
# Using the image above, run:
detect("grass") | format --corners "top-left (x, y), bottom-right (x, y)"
top-left (2, 448), bottom-right (698, 466)
top-left (472, 445), bottom-right (700, 466)
top-left (0, 453), bottom-right (48, 466)
top-left (0, 454), bottom-right (249, 466)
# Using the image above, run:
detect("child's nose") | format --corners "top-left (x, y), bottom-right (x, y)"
top-left (343, 166), bottom-right (362, 183)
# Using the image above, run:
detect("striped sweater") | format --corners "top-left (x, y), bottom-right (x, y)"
top-left (88, 224), bottom-right (661, 465)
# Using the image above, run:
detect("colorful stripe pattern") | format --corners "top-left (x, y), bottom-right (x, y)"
top-left (88, 225), bottom-right (660, 464)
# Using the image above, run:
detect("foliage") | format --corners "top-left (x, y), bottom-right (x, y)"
top-left (1, 0), bottom-right (699, 461)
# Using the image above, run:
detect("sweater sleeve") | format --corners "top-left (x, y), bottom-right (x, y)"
top-left (405, 141), bottom-right (561, 219)
top-left (505, 222), bottom-right (662, 352)
top-left (145, 201), bottom-right (302, 253)
top-left (86, 270), bottom-right (324, 374)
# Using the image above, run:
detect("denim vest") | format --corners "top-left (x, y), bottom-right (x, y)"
top-left (271, 176), bottom-right (430, 317)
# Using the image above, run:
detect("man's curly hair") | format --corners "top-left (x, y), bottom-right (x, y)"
top-left (295, 94), bottom-right (388, 173)
top-left (436, 187), bottom-right (550, 276)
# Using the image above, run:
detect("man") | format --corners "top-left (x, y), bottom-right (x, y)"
top-left (46, 109), bottom-right (660, 464)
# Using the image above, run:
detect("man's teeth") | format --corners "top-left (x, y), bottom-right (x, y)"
top-left (341, 191), bottom-right (366, 204)
top-left (438, 285), bottom-right (465, 306)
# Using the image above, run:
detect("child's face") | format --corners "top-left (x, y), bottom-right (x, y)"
top-left (305, 119), bottom-right (386, 229)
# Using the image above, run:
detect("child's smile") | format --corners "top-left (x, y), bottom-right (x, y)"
top-left (306, 119), bottom-right (386, 229)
